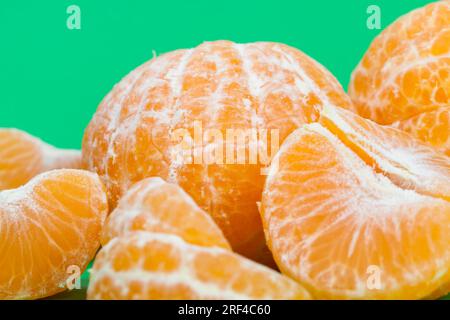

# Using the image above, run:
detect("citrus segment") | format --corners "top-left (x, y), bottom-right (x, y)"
top-left (0, 129), bottom-right (81, 190)
top-left (88, 232), bottom-right (311, 300)
top-left (0, 169), bottom-right (108, 299)
top-left (392, 106), bottom-right (449, 157)
top-left (319, 106), bottom-right (450, 201)
top-left (261, 107), bottom-right (450, 299)
top-left (101, 177), bottom-right (231, 250)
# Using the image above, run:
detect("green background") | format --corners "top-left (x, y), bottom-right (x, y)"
top-left (1, 0), bottom-right (448, 300)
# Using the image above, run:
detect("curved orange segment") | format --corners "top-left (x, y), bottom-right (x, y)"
top-left (0, 169), bottom-right (108, 299)
top-left (0, 129), bottom-right (81, 190)
top-left (88, 232), bottom-right (311, 300)
top-left (262, 106), bottom-right (450, 299)
top-left (102, 177), bottom-right (231, 250)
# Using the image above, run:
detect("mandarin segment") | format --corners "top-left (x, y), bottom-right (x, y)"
top-left (0, 129), bottom-right (81, 190)
top-left (101, 177), bottom-right (231, 250)
top-left (319, 106), bottom-right (450, 201)
top-left (82, 40), bottom-right (352, 263)
top-left (0, 169), bottom-right (108, 299)
top-left (392, 106), bottom-right (450, 156)
top-left (349, 1), bottom-right (450, 154)
top-left (261, 106), bottom-right (450, 299)
top-left (88, 232), bottom-right (311, 300)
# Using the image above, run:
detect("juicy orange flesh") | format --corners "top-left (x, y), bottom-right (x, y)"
top-left (0, 130), bottom-right (43, 190)
top-left (102, 177), bottom-right (231, 250)
top-left (88, 232), bottom-right (311, 300)
top-left (261, 107), bottom-right (450, 299)
top-left (82, 40), bottom-right (352, 264)
top-left (348, 1), bottom-right (450, 154)
top-left (320, 107), bottom-right (450, 202)
top-left (0, 170), bottom-right (108, 299)
top-left (0, 129), bottom-right (81, 191)
top-left (393, 107), bottom-right (449, 156)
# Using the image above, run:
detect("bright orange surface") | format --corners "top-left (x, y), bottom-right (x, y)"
top-left (0, 169), bottom-right (108, 299)
top-left (88, 232), bottom-right (311, 300)
top-left (101, 177), bottom-right (231, 250)
top-left (349, 1), bottom-right (450, 155)
top-left (82, 40), bottom-right (352, 264)
top-left (261, 106), bottom-right (450, 299)
top-left (0, 129), bottom-right (81, 190)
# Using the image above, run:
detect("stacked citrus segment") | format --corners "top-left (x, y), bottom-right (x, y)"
top-left (88, 233), bottom-right (310, 300)
top-left (0, 129), bottom-right (81, 190)
top-left (0, 169), bottom-right (108, 299)
top-left (101, 177), bottom-right (231, 249)
top-left (261, 106), bottom-right (450, 299)
top-left (349, 0), bottom-right (450, 155)
top-left (82, 40), bottom-right (352, 264)
top-left (88, 178), bottom-right (311, 300)
top-left (319, 106), bottom-right (450, 200)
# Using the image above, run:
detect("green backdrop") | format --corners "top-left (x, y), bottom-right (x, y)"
top-left (0, 0), bottom-right (436, 149)
top-left (1, 0), bottom-right (448, 300)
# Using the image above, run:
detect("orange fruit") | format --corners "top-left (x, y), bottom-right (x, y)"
top-left (349, 1), bottom-right (450, 155)
top-left (261, 106), bottom-right (450, 299)
top-left (87, 232), bottom-right (311, 300)
top-left (101, 177), bottom-right (231, 250)
top-left (82, 40), bottom-right (352, 264)
top-left (0, 169), bottom-right (108, 299)
top-left (0, 129), bottom-right (81, 190)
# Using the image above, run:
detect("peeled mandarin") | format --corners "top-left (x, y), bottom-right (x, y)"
top-left (82, 40), bottom-right (352, 264)
top-left (349, 1), bottom-right (450, 155)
